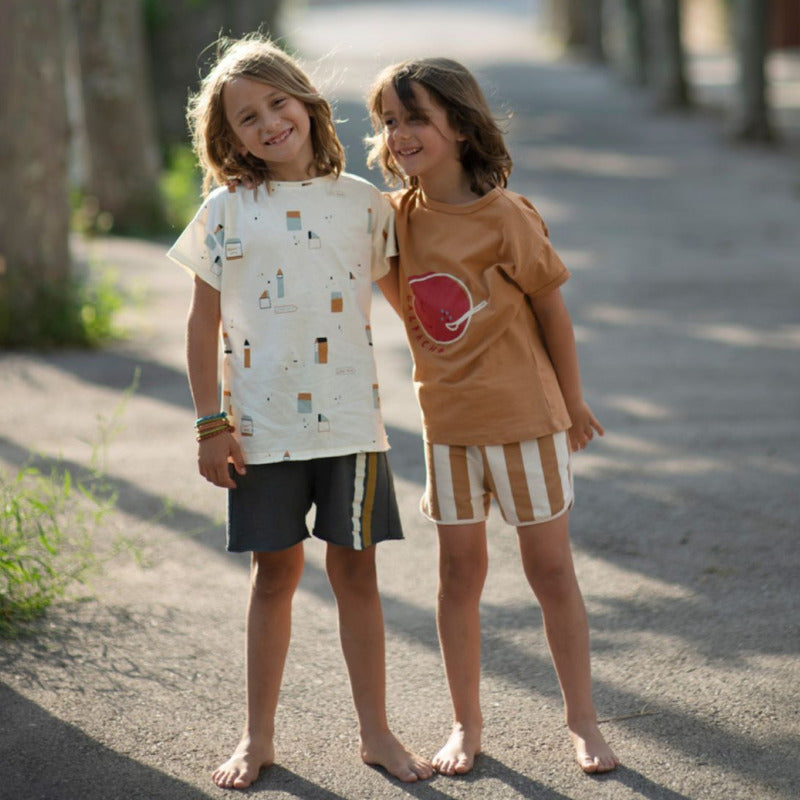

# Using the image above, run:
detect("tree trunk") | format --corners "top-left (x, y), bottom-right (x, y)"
top-left (73, 0), bottom-right (164, 234)
top-left (543, 0), bottom-right (586, 47)
top-left (620, 0), bottom-right (649, 85)
top-left (146, 0), bottom-right (285, 148)
top-left (648, 0), bottom-right (691, 108)
top-left (0, 0), bottom-right (74, 345)
top-left (583, 0), bottom-right (606, 62)
top-left (731, 0), bottom-right (775, 141)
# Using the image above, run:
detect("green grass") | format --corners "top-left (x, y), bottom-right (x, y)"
top-left (160, 143), bottom-right (203, 231)
top-left (0, 374), bottom-right (137, 637)
top-left (0, 262), bottom-right (129, 349)
top-left (0, 464), bottom-right (112, 637)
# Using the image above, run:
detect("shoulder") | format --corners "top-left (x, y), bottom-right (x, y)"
top-left (336, 171), bottom-right (382, 196)
top-left (387, 186), bottom-right (418, 213)
top-left (327, 172), bottom-right (390, 207)
top-left (207, 183), bottom-right (237, 202)
top-left (491, 188), bottom-right (549, 237)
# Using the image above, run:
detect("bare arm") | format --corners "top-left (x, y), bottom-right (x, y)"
top-left (530, 287), bottom-right (604, 451)
top-left (186, 275), bottom-right (245, 488)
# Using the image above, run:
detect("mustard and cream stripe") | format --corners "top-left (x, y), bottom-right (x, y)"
top-left (423, 433), bottom-right (573, 526)
top-left (351, 452), bottom-right (378, 548)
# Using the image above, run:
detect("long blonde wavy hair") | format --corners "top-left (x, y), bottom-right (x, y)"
top-left (188, 34), bottom-right (344, 195)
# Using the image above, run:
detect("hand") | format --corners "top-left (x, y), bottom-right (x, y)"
top-left (197, 433), bottom-right (247, 488)
top-left (567, 400), bottom-right (604, 452)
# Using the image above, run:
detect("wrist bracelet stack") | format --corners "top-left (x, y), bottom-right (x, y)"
top-left (195, 411), bottom-right (235, 442)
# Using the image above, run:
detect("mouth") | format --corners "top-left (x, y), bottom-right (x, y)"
top-left (266, 128), bottom-right (292, 146)
top-left (397, 146), bottom-right (421, 157)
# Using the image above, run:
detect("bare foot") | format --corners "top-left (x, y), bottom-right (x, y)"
top-left (432, 722), bottom-right (481, 776)
top-left (569, 722), bottom-right (619, 774)
top-left (211, 735), bottom-right (275, 790)
top-left (361, 730), bottom-right (433, 782)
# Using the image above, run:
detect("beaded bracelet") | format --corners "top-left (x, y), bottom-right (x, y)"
top-left (196, 418), bottom-right (231, 431)
top-left (195, 411), bottom-right (227, 426)
top-left (196, 422), bottom-right (235, 443)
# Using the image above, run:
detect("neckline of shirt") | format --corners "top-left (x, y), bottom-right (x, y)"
top-left (269, 173), bottom-right (337, 190)
top-left (417, 187), bottom-right (502, 215)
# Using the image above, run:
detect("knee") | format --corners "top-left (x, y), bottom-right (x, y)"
top-left (438, 551), bottom-right (486, 602)
top-left (250, 551), bottom-right (303, 601)
top-left (326, 546), bottom-right (377, 600)
top-left (527, 560), bottom-right (577, 604)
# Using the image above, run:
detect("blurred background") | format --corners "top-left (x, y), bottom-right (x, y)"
top-left (0, 0), bottom-right (798, 348)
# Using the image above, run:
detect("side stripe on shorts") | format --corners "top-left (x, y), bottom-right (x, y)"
top-left (351, 452), bottom-right (378, 549)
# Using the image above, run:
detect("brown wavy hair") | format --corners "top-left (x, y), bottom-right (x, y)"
top-left (188, 34), bottom-right (345, 195)
top-left (366, 58), bottom-right (512, 195)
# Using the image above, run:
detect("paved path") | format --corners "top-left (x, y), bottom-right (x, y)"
top-left (2, 3), bottom-right (799, 799)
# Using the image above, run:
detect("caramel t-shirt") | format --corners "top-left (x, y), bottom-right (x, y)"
top-left (392, 186), bottom-right (572, 445)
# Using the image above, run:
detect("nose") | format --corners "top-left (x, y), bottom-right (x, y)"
top-left (393, 120), bottom-right (412, 141)
top-left (258, 108), bottom-right (281, 135)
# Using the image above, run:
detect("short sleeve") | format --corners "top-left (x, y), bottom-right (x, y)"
top-left (370, 189), bottom-right (398, 281)
top-left (503, 196), bottom-right (569, 297)
top-left (166, 191), bottom-right (226, 290)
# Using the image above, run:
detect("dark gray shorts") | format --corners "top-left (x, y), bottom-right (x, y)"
top-left (227, 452), bottom-right (403, 552)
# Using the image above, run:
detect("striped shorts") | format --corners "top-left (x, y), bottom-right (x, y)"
top-left (227, 452), bottom-right (403, 552)
top-left (422, 432), bottom-right (574, 527)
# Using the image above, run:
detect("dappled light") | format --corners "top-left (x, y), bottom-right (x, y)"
top-left (516, 146), bottom-right (673, 179)
top-left (687, 322), bottom-right (800, 350)
top-left (2, 2), bottom-right (799, 799)
top-left (604, 396), bottom-right (673, 421)
top-left (585, 303), bottom-right (800, 352)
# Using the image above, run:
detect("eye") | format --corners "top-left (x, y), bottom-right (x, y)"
top-left (383, 117), bottom-right (396, 129)
top-left (272, 96), bottom-right (287, 108)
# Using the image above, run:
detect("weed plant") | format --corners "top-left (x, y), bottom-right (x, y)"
top-left (0, 374), bottom-right (137, 637)
top-left (0, 465), bottom-right (112, 637)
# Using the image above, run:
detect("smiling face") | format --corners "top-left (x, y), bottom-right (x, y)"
top-left (223, 76), bottom-right (315, 181)
top-left (380, 81), bottom-right (465, 191)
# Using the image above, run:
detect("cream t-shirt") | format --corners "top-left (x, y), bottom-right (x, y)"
top-left (169, 173), bottom-right (396, 463)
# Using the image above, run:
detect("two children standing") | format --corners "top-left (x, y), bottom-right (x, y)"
top-left (169, 35), bottom-right (618, 791)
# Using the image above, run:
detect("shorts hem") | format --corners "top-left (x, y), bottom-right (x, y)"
top-left (501, 496), bottom-right (574, 527)
top-left (421, 496), bottom-right (575, 527)
top-left (227, 529), bottom-right (404, 553)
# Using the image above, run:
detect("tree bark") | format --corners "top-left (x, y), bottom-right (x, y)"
top-left (146, 0), bottom-right (285, 148)
top-left (0, 0), bottom-right (74, 345)
top-left (620, 0), bottom-right (649, 85)
top-left (73, 0), bottom-right (164, 234)
top-left (731, 0), bottom-right (775, 141)
top-left (648, 0), bottom-right (691, 109)
top-left (543, 0), bottom-right (586, 47)
top-left (583, 0), bottom-right (606, 62)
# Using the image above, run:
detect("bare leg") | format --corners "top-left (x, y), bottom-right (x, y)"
top-left (433, 522), bottom-right (488, 775)
top-left (517, 514), bottom-right (619, 774)
top-left (212, 545), bottom-right (305, 789)
top-left (325, 543), bottom-right (433, 782)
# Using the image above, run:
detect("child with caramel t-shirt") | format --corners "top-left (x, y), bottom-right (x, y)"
top-left (367, 57), bottom-right (619, 777)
